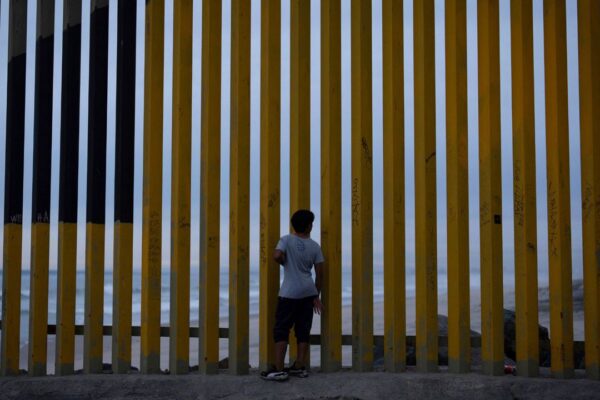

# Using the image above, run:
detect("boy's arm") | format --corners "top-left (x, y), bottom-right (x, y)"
top-left (313, 262), bottom-right (324, 314)
top-left (273, 236), bottom-right (287, 266)
top-left (273, 249), bottom-right (286, 266)
top-left (314, 262), bottom-right (323, 294)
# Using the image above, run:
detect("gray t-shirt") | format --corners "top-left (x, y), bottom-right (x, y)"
top-left (276, 234), bottom-right (325, 299)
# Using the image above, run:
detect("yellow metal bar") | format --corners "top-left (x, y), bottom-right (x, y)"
top-left (84, 223), bottom-right (105, 373)
top-left (55, 0), bottom-right (82, 377)
top-left (351, 0), bottom-right (373, 372)
top-left (1, 0), bottom-right (26, 377)
top-left (477, 0), bottom-right (504, 376)
top-left (111, 0), bottom-right (136, 375)
top-left (1, 225), bottom-right (23, 376)
top-left (578, 0), bottom-right (600, 381)
top-left (29, 223), bottom-right (50, 376)
top-left (259, 0), bottom-right (281, 372)
top-left (290, 0), bottom-right (311, 212)
top-left (229, 0), bottom-right (251, 376)
top-left (199, 0), bottom-right (222, 375)
top-left (28, 0), bottom-right (55, 377)
top-left (289, 0), bottom-right (311, 367)
top-left (382, 0), bottom-right (405, 373)
top-left (510, 0), bottom-right (539, 378)
top-left (445, 0), bottom-right (469, 374)
top-left (320, 0), bottom-right (342, 373)
top-left (84, 0), bottom-right (109, 375)
top-left (55, 223), bottom-right (77, 375)
top-left (112, 222), bottom-right (133, 373)
top-left (141, 0), bottom-right (164, 374)
top-left (169, 0), bottom-right (192, 375)
top-left (543, 0), bottom-right (574, 380)
top-left (414, 0), bottom-right (437, 373)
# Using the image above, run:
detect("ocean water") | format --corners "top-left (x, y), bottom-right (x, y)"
top-left (1, 267), bottom-right (394, 345)
top-left (1, 265), bottom-right (491, 345)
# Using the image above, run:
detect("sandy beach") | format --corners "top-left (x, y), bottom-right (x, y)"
top-left (19, 281), bottom-right (585, 374)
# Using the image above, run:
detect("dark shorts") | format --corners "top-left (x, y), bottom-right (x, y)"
top-left (273, 296), bottom-right (315, 344)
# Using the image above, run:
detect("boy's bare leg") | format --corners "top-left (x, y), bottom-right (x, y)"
top-left (296, 342), bottom-right (309, 368)
top-left (275, 341), bottom-right (288, 371)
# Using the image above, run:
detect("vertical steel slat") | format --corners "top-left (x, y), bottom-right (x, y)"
top-left (28, 0), bottom-right (55, 377)
top-left (199, 0), bottom-right (222, 375)
top-left (228, 0), bottom-right (251, 376)
top-left (320, 0), bottom-right (342, 373)
top-left (141, 0), bottom-right (164, 374)
top-left (543, 0), bottom-right (574, 379)
top-left (414, 0), bottom-right (438, 373)
top-left (289, 0), bottom-right (310, 215)
top-left (382, 0), bottom-right (406, 374)
top-left (288, 0), bottom-right (311, 367)
top-left (112, 0), bottom-right (136, 375)
top-left (510, 0), bottom-right (539, 378)
top-left (477, 0), bottom-right (504, 376)
top-left (55, 0), bottom-right (81, 377)
top-left (259, 0), bottom-right (281, 372)
top-left (445, 0), bottom-right (470, 374)
top-left (84, 0), bottom-right (109, 374)
top-left (351, 0), bottom-right (374, 372)
top-left (169, 0), bottom-right (192, 376)
top-left (1, 0), bottom-right (27, 377)
top-left (578, 0), bottom-right (600, 382)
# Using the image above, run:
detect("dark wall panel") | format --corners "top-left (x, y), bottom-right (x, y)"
top-left (114, 0), bottom-right (136, 224)
top-left (86, 2), bottom-right (109, 224)
top-left (31, 0), bottom-right (55, 224)
top-left (58, 0), bottom-right (82, 224)
top-left (4, 0), bottom-right (27, 225)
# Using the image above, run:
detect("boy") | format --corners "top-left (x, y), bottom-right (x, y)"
top-left (261, 209), bottom-right (324, 381)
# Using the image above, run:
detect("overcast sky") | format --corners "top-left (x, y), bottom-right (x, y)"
top-left (0, 0), bottom-right (584, 289)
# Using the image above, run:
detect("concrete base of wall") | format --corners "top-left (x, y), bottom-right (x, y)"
top-left (1, 368), bottom-right (599, 400)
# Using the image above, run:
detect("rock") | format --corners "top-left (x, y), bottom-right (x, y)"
top-left (436, 315), bottom-right (481, 367)
top-left (503, 309), bottom-right (585, 369)
top-left (373, 344), bottom-right (385, 367)
top-left (376, 315), bottom-right (481, 368)
top-left (437, 314), bottom-right (481, 337)
top-left (372, 311), bottom-right (588, 370)
top-left (189, 359), bottom-right (251, 372)
top-left (406, 345), bottom-right (416, 366)
top-left (503, 308), bottom-right (551, 366)
top-left (374, 343), bottom-right (419, 367)
top-left (471, 347), bottom-right (482, 366)
top-left (503, 309), bottom-right (517, 361)
top-left (438, 347), bottom-right (449, 366)
top-left (540, 338), bottom-right (551, 368)
top-left (575, 342), bottom-right (585, 370)
top-left (76, 364), bottom-right (115, 374)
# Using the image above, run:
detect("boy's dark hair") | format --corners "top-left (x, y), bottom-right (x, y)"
top-left (291, 209), bottom-right (314, 233)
